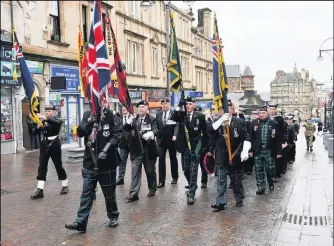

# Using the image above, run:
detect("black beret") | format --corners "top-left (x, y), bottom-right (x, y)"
top-left (161, 97), bottom-right (170, 104)
top-left (45, 105), bottom-right (56, 110)
top-left (258, 105), bottom-right (268, 112)
top-left (228, 99), bottom-right (232, 107)
top-left (268, 103), bottom-right (278, 108)
top-left (194, 106), bottom-right (202, 112)
top-left (185, 96), bottom-right (195, 103)
top-left (137, 100), bottom-right (148, 107)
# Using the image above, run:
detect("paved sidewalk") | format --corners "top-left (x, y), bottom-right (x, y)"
top-left (1, 129), bottom-right (333, 246)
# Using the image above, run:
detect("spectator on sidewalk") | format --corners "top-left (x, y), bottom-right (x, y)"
top-left (304, 118), bottom-right (316, 152)
top-left (26, 114), bottom-right (40, 151)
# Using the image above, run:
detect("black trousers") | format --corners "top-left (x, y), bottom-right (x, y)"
top-left (281, 147), bottom-right (289, 173)
top-left (158, 145), bottom-right (178, 183)
top-left (199, 150), bottom-right (208, 184)
top-left (76, 168), bottom-right (119, 225)
top-left (244, 156), bottom-right (254, 174)
top-left (290, 143), bottom-right (296, 161)
top-left (37, 138), bottom-right (67, 181)
top-left (275, 156), bottom-right (283, 177)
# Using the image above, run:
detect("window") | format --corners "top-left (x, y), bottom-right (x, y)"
top-left (0, 88), bottom-right (13, 142)
top-left (151, 2), bottom-right (155, 25)
top-left (49, 0), bottom-right (60, 40)
top-left (82, 6), bottom-right (88, 42)
top-left (102, 13), bottom-right (106, 40)
top-left (152, 47), bottom-right (157, 77)
top-left (132, 42), bottom-right (137, 74)
top-left (126, 40), bottom-right (130, 72)
top-left (131, 0), bottom-right (136, 18)
top-left (139, 44), bottom-right (143, 75)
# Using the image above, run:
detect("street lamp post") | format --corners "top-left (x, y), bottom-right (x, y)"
top-left (317, 37), bottom-right (334, 62)
top-left (140, 0), bottom-right (194, 101)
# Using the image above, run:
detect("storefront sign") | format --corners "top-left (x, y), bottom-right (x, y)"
top-left (196, 101), bottom-right (212, 109)
top-left (50, 64), bottom-right (80, 92)
top-left (49, 92), bottom-right (62, 106)
top-left (129, 90), bottom-right (146, 104)
top-left (148, 89), bottom-right (166, 108)
top-left (185, 91), bottom-right (203, 98)
top-left (1, 41), bottom-right (22, 86)
top-left (26, 60), bottom-right (44, 74)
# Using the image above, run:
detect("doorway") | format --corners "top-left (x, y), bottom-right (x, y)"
top-left (22, 97), bottom-right (41, 150)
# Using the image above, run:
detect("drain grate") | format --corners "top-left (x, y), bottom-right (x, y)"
top-left (282, 213), bottom-right (329, 227)
top-left (1, 189), bottom-right (9, 196)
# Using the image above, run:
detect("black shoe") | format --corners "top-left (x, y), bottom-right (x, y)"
top-left (289, 160), bottom-right (294, 164)
top-left (228, 184), bottom-right (233, 189)
top-left (92, 192), bottom-right (96, 200)
top-left (273, 178), bottom-right (278, 183)
top-left (147, 191), bottom-right (155, 197)
top-left (211, 203), bottom-right (225, 211)
top-left (185, 185), bottom-right (189, 189)
top-left (241, 175), bottom-right (244, 180)
top-left (126, 196), bottom-right (139, 202)
top-left (157, 183), bottom-right (165, 188)
top-left (109, 218), bottom-right (118, 228)
top-left (65, 222), bottom-right (86, 232)
top-left (256, 189), bottom-right (265, 195)
top-left (215, 172), bottom-right (218, 176)
top-left (282, 169), bottom-right (286, 174)
top-left (116, 180), bottom-right (124, 185)
top-left (236, 201), bottom-right (243, 207)
top-left (30, 188), bottom-right (44, 199)
top-left (310, 148), bottom-right (313, 152)
top-left (306, 147), bottom-right (309, 151)
top-left (187, 197), bottom-right (194, 205)
top-left (269, 184), bottom-right (274, 191)
top-left (201, 183), bottom-right (207, 188)
top-left (60, 186), bottom-right (69, 195)
top-left (171, 179), bottom-right (178, 184)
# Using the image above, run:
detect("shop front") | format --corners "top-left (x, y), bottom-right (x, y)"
top-left (148, 89), bottom-right (166, 117)
top-left (49, 64), bottom-right (82, 145)
top-left (1, 41), bottom-right (22, 154)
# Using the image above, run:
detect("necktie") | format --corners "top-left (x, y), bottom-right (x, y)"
top-left (187, 113), bottom-right (191, 121)
top-left (163, 112), bottom-right (167, 124)
top-left (140, 118), bottom-right (143, 127)
top-left (124, 116), bottom-right (127, 124)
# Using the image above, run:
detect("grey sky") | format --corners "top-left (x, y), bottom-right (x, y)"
top-left (173, 1), bottom-right (333, 93)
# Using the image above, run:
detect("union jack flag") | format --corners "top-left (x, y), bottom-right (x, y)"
top-left (88, 0), bottom-right (111, 115)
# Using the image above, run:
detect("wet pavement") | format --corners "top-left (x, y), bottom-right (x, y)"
top-left (1, 128), bottom-right (333, 246)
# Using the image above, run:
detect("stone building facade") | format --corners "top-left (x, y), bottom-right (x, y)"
top-left (225, 65), bottom-right (255, 93)
top-left (270, 64), bottom-right (318, 120)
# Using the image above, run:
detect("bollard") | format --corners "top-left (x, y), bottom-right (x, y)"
top-left (324, 134), bottom-right (334, 150)
top-left (328, 138), bottom-right (334, 158)
top-left (323, 133), bottom-right (330, 145)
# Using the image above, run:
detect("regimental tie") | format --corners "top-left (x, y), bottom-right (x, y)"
top-left (163, 112), bottom-right (167, 124)
top-left (187, 113), bottom-right (191, 121)
top-left (123, 115), bottom-right (127, 125)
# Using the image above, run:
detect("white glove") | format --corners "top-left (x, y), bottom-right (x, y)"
top-left (142, 131), bottom-right (154, 141)
top-left (282, 143), bottom-right (288, 149)
top-left (126, 115), bottom-right (135, 125)
top-left (212, 113), bottom-right (229, 130)
top-left (240, 141), bottom-right (251, 162)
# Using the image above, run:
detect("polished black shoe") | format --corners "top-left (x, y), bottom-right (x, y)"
top-left (187, 197), bottom-right (194, 205)
top-left (30, 188), bottom-right (44, 199)
top-left (201, 183), bottom-right (207, 188)
top-left (60, 186), bottom-right (69, 195)
top-left (171, 179), bottom-right (178, 184)
top-left (310, 148), bottom-right (313, 152)
top-left (269, 184), bottom-right (274, 191)
top-left (65, 222), bottom-right (86, 232)
top-left (109, 218), bottom-right (118, 228)
top-left (185, 185), bottom-right (189, 189)
top-left (147, 191), bottom-right (155, 197)
top-left (211, 203), bottom-right (225, 211)
top-left (236, 201), bottom-right (243, 207)
top-left (256, 189), bottom-right (265, 195)
top-left (157, 183), bottom-right (165, 188)
top-left (126, 196), bottom-right (139, 202)
top-left (116, 180), bottom-right (124, 185)
top-left (228, 184), bottom-right (233, 189)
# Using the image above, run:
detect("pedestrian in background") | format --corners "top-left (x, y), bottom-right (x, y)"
top-left (26, 114), bottom-right (40, 151)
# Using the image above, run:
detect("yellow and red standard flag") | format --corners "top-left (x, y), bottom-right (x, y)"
top-left (78, 28), bottom-right (89, 100)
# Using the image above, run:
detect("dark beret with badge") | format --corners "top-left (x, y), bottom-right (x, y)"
top-left (258, 105), bottom-right (268, 112)
top-left (137, 100), bottom-right (148, 107)
top-left (45, 105), bottom-right (56, 110)
top-left (194, 106), bottom-right (202, 112)
top-left (185, 96), bottom-right (196, 103)
top-left (161, 97), bottom-right (170, 104)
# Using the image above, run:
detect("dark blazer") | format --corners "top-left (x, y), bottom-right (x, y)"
top-left (208, 116), bottom-right (250, 155)
top-left (249, 118), bottom-right (282, 157)
top-left (156, 110), bottom-right (179, 148)
top-left (78, 109), bottom-right (122, 171)
top-left (118, 114), bottom-right (131, 148)
top-left (124, 114), bottom-right (158, 160)
top-left (170, 110), bottom-right (208, 154)
top-left (287, 125), bottom-right (296, 144)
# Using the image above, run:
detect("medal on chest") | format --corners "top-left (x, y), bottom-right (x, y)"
top-left (194, 119), bottom-right (199, 131)
top-left (102, 124), bottom-right (110, 137)
top-left (233, 128), bottom-right (239, 138)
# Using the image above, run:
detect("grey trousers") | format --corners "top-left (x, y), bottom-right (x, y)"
top-left (128, 147), bottom-right (157, 198)
top-left (117, 147), bottom-right (130, 181)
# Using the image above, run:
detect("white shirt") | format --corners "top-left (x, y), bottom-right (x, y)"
top-left (187, 111), bottom-right (194, 121)
top-left (162, 110), bottom-right (171, 123)
top-left (122, 113), bottom-right (130, 125)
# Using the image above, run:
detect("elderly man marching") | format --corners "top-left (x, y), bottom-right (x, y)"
top-left (170, 96), bottom-right (209, 205)
top-left (208, 100), bottom-right (251, 211)
top-left (249, 105), bottom-right (282, 195)
top-left (304, 117), bottom-right (316, 152)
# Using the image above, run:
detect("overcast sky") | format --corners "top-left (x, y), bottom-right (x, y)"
top-left (174, 1), bottom-right (333, 93)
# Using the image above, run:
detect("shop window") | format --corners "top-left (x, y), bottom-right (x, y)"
top-left (49, 0), bottom-right (60, 41)
top-left (1, 88), bottom-right (13, 142)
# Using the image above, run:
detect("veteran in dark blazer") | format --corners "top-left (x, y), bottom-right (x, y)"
top-left (170, 96), bottom-right (209, 205)
top-left (123, 100), bottom-right (158, 202)
top-left (156, 97), bottom-right (179, 188)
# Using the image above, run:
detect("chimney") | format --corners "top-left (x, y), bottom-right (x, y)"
top-left (197, 8), bottom-right (212, 38)
top-left (276, 70), bottom-right (281, 77)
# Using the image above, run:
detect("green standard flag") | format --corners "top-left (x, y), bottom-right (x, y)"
top-left (168, 11), bottom-right (182, 92)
